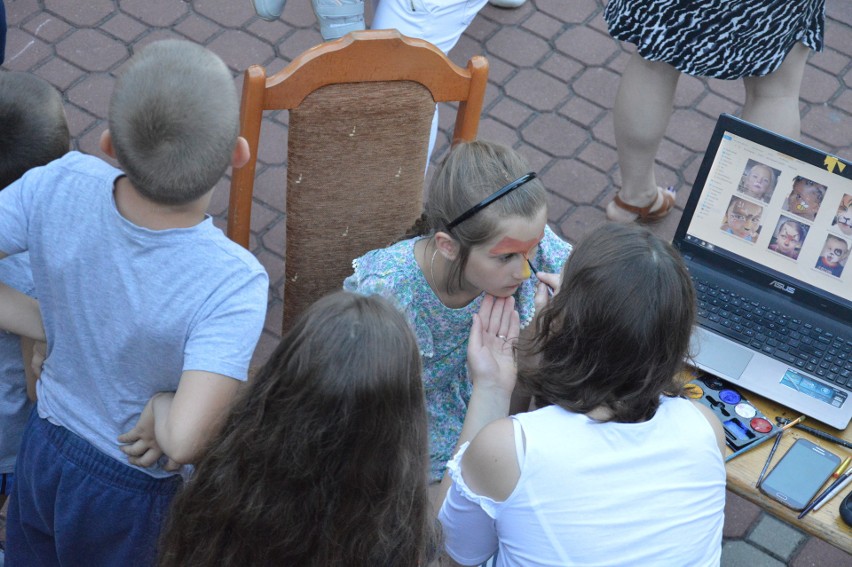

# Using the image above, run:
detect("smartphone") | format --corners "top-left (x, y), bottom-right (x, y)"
top-left (759, 438), bottom-right (841, 511)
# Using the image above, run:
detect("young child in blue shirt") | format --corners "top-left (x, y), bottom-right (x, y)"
top-left (0, 40), bottom-right (268, 566)
top-left (0, 70), bottom-right (70, 553)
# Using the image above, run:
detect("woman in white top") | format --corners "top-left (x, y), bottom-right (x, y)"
top-left (438, 223), bottom-right (727, 567)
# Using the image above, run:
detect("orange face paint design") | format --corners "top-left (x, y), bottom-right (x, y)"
top-left (488, 232), bottom-right (544, 258)
top-left (490, 233), bottom-right (543, 280)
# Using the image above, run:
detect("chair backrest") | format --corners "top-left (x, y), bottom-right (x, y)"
top-left (228, 30), bottom-right (488, 332)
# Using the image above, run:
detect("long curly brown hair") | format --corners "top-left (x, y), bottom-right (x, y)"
top-left (158, 292), bottom-right (437, 566)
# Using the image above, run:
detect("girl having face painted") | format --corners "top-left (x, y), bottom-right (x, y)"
top-left (344, 140), bottom-right (571, 483)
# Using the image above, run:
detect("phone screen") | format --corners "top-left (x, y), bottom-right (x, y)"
top-left (759, 439), bottom-right (841, 510)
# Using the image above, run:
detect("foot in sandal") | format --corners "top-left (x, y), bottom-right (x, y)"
top-left (606, 186), bottom-right (677, 223)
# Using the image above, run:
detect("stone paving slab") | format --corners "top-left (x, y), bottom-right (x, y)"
top-left (3, 1), bottom-right (851, 565)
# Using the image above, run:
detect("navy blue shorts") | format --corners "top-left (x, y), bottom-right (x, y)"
top-left (5, 409), bottom-right (181, 567)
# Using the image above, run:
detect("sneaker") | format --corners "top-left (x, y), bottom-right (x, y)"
top-left (251, 0), bottom-right (286, 21)
top-left (489, 0), bottom-right (526, 7)
top-left (311, 0), bottom-right (365, 41)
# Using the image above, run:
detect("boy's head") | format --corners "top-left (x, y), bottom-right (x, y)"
top-left (0, 71), bottom-right (70, 189)
top-left (107, 40), bottom-right (240, 206)
top-left (724, 197), bottom-right (762, 240)
top-left (821, 236), bottom-right (849, 267)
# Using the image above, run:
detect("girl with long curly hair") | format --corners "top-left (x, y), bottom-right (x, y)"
top-left (158, 292), bottom-right (438, 566)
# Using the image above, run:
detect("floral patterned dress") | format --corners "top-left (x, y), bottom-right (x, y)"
top-left (344, 225), bottom-right (571, 481)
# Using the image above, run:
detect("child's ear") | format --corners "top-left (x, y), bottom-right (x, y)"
top-left (99, 130), bottom-right (115, 158)
top-left (434, 231), bottom-right (460, 261)
top-left (232, 136), bottom-right (250, 169)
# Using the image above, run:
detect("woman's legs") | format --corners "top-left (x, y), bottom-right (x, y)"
top-left (741, 42), bottom-right (810, 139)
top-left (607, 51), bottom-right (681, 222)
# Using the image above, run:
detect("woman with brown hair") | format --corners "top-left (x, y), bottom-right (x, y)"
top-left (438, 224), bottom-right (727, 566)
top-left (158, 292), bottom-right (437, 567)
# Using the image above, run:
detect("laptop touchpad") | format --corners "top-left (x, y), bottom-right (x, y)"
top-left (691, 330), bottom-right (754, 379)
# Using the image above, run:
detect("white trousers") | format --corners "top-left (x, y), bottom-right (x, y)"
top-left (372, 0), bottom-right (489, 54)
top-left (371, 0), bottom-right (489, 163)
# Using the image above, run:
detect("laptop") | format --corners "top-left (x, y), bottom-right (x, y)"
top-left (673, 114), bottom-right (852, 429)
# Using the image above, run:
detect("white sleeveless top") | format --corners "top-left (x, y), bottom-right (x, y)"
top-left (440, 397), bottom-right (725, 566)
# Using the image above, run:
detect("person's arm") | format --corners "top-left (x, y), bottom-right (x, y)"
top-left (118, 259), bottom-right (268, 467)
top-left (118, 370), bottom-right (242, 467)
top-left (0, 281), bottom-right (44, 341)
top-left (436, 294), bottom-right (519, 508)
top-left (20, 338), bottom-right (44, 401)
top-left (439, 418), bottom-right (521, 566)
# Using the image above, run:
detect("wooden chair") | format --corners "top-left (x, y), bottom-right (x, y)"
top-left (227, 29), bottom-right (488, 332)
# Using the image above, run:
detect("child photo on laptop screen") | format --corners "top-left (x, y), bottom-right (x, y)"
top-left (782, 176), bottom-right (827, 221)
top-left (768, 217), bottom-right (809, 260)
top-left (720, 196), bottom-right (763, 242)
top-left (815, 234), bottom-right (849, 278)
top-left (832, 194), bottom-right (852, 236)
top-left (737, 160), bottom-right (779, 204)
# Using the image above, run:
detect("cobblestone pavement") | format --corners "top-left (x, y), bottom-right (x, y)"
top-left (3, 1), bottom-right (851, 564)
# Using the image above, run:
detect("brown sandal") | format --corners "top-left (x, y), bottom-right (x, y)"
top-left (609, 186), bottom-right (676, 223)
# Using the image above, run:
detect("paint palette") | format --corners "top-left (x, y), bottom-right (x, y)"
top-left (685, 374), bottom-right (776, 450)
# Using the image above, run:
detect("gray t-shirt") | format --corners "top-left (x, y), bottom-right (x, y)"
top-left (0, 252), bottom-right (35, 474)
top-left (0, 152), bottom-right (269, 478)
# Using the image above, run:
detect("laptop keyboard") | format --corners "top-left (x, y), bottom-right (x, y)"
top-left (692, 276), bottom-right (852, 389)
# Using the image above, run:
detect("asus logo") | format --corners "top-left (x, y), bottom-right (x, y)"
top-left (770, 281), bottom-right (796, 294)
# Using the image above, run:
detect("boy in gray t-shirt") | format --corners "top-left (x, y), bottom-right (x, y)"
top-left (0, 41), bottom-right (268, 566)
top-left (0, 70), bottom-right (69, 551)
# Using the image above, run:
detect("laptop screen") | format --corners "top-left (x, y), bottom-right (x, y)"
top-left (676, 115), bottom-right (852, 307)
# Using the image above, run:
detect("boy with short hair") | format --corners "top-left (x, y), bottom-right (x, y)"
top-left (0, 70), bottom-right (70, 553)
top-left (0, 40), bottom-right (268, 565)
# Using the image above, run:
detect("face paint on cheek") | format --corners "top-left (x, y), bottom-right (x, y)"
top-left (521, 261), bottom-right (531, 279)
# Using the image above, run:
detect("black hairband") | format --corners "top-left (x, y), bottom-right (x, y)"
top-left (446, 172), bottom-right (537, 231)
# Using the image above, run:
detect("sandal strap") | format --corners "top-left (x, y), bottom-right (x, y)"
top-left (611, 187), bottom-right (676, 222)
top-left (612, 193), bottom-right (655, 216)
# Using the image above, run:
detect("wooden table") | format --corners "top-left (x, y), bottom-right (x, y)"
top-left (722, 389), bottom-right (852, 553)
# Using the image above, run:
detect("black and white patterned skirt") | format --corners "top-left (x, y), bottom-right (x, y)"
top-left (604, 0), bottom-right (825, 79)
